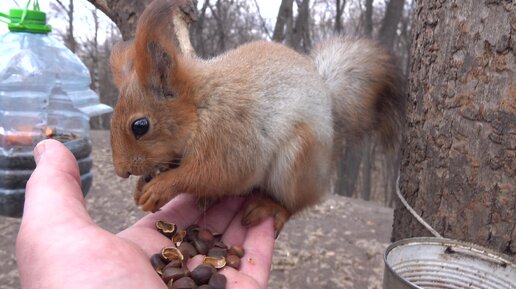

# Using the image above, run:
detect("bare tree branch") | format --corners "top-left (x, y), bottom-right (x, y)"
top-left (252, 0), bottom-right (271, 39)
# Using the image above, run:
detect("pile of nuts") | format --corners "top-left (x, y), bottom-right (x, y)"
top-left (150, 220), bottom-right (245, 289)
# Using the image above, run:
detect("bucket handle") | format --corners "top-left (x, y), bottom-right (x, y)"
top-left (396, 175), bottom-right (443, 238)
top-left (444, 245), bottom-right (511, 267)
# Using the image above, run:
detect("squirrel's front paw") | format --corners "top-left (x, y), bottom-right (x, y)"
top-left (134, 175), bottom-right (175, 212)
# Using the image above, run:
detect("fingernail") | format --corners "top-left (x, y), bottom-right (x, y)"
top-left (33, 141), bottom-right (47, 164)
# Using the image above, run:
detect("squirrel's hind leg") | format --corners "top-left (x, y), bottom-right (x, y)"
top-left (241, 191), bottom-right (291, 238)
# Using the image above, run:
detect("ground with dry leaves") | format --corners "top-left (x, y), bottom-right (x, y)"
top-left (0, 130), bottom-right (393, 289)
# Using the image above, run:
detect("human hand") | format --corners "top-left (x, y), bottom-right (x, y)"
top-left (16, 139), bottom-right (275, 289)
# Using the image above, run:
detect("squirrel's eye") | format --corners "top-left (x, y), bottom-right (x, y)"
top-left (131, 117), bottom-right (149, 138)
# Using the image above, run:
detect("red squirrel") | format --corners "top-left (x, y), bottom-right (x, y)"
top-left (110, 0), bottom-right (404, 235)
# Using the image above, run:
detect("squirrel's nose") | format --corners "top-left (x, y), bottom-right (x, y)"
top-left (114, 167), bottom-right (131, 178)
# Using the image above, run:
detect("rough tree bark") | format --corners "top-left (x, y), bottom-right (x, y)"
top-left (86, 0), bottom-right (196, 40)
top-left (393, 0), bottom-right (515, 257)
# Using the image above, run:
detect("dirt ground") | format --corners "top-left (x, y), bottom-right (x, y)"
top-left (0, 130), bottom-right (394, 289)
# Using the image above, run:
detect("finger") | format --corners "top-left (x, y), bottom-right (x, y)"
top-left (121, 194), bottom-right (213, 256)
top-left (195, 197), bottom-right (245, 234)
top-left (240, 218), bottom-right (275, 288)
top-left (23, 139), bottom-right (92, 227)
top-left (117, 226), bottom-right (174, 257)
top-left (220, 209), bottom-right (246, 247)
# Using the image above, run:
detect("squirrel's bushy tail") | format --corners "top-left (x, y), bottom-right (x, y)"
top-left (311, 37), bottom-right (405, 152)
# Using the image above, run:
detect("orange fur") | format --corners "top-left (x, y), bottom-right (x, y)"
top-left (110, 0), bottom-right (404, 235)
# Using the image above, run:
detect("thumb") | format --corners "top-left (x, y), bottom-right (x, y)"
top-left (22, 139), bottom-right (92, 226)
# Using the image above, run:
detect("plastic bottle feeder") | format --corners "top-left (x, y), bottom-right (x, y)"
top-left (0, 2), bottom-right (112, 217)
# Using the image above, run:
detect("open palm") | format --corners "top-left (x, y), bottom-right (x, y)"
top-left (16, 140), bottom-right (274, 289)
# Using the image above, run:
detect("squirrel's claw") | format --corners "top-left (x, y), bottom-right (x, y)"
top-left (241, 196), bottom-right (291, 238)
top-left (134, 176), bottom-right (172, 212)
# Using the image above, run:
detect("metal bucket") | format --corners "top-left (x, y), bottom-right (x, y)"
top-left (383, 237), bottom-right (516, 289)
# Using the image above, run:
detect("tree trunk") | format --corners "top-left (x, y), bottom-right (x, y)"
top-left (55, 0), bottom-right (77, 52)
top-left (393, 0), bottom-right (515, 256)
top-left (360, 136), bottom-right (376, 201)
top-left (333, 0), bottom-right (404, 205)
top-left (86, 0), bottom-right (197, 40)
top-left (191, 0), bottom-right (210, 57)
top-left (288, 0), bottom-right (311, 52)
top-left (378, 0), bottom-right (405, 50)
top-left (67, 0), bottom-right (76, 53)
top-left (86, 0), bottom-right (149, 39)
top-left (363, 0), bottom-right (373, 37)
top-left (335, 139), bottom-right (364, 197)
top-left (334, 0), bottom-right (345, 34)
top-left (272, 0), bottom-right (294, 42)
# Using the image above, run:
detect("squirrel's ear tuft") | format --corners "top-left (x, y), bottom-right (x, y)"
top-left (133, 0), bottom-right (180, 94)
top-left (110, 40), bottom-right (134, 89)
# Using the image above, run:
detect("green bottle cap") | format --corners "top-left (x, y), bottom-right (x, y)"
top-left (6, 8), bottom-right (51, 33)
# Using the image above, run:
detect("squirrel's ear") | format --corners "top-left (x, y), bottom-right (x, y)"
top-left (133, 0), bottom-right (180, 97)
top-left (110, 40), bottom-right (134, 88)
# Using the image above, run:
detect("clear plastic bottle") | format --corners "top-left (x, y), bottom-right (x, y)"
top-left (0, 3), bottom-right (112, 216)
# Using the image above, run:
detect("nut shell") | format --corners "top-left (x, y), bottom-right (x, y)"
top-left (156, 221), bottom-right (177, 238)
top-left (161, 247), bottom-right (184, 262)
top-left (203, 256), bottom-right (226, 269)
top-left (173, 230), bottom-right (187, 246)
